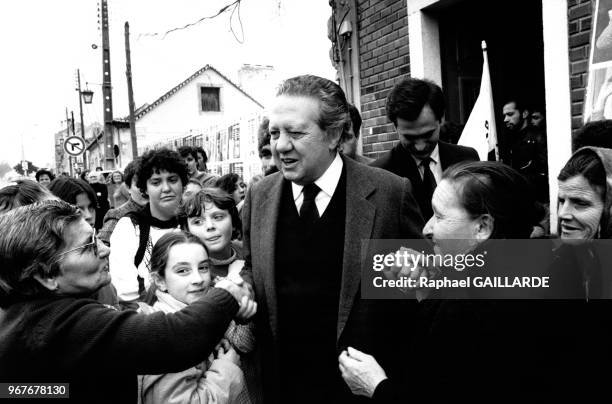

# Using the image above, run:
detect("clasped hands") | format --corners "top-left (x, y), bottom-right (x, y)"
top-left (381, 246), bottom-right (439, 300)
top-left (214, 274), bottom-right (257, 322)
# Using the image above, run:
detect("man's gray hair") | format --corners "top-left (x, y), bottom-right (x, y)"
top-left (276, 74), bottom-right (351, 145)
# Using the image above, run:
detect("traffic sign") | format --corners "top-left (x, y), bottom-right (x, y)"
top-left (64, 136), bottom-right (86, 156)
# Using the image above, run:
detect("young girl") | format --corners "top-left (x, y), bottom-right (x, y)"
top-left (138, 231), bottom-right (254, 404)
top-left (181, 188), bottom-right (259, 403)
top-left (181, 188), bottom-right (243, 279)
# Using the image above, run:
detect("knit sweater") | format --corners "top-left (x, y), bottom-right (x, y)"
top-left (0, 289), bottom-right (238, 404)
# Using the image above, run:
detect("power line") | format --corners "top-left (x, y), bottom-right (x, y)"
top-left (136, 0), bottom-right (243, 40)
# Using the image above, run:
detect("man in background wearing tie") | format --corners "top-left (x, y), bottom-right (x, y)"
top-left (241, 75), bottom-right (424, 403)
top-left (371, 77), bottom-right (478, 221)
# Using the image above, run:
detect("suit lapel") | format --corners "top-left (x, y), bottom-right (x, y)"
top-left (256, 174), bottom-right (284, 340)
top-left (338, 157), bottom-right (376, 340)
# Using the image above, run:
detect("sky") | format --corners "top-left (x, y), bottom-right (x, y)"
top-left (0, 0), bottom-right (336, 170)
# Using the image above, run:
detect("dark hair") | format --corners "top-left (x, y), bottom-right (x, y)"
top-left (0, 200), bottom-right (81, 307)
top-left (276, 74), bottom-right (351, 144)
top-left (215, 173), bottom-right (241, 194)
top-left (0, 180), bottom-right (54, 214)
top-left (195, 146), bottom-right (208, 163)
top-left (257, 117), bottom-right (271, 155)
top-left (79, 170), bottom-right (90, 181)
top-left (386, 78), bottom-right (445, 125)
top-left (180, 188), bottom-right (242, 240)
top-left (348, 103), bottom-right (362, 139)
top-left (178, 146), bottom-right (198, 161)
top-left (442, 161), bottom-right (542, 238)
top-left (136, 148), bottom-right (189, 195)
top-left (35, 169), bottom-right (55, 182)
top-left (558, 148), bottom-right (606, 193)
top-left (573, 120), bottom-right (612, 151)
top-left (503, 98), bottom-right (527, 114)
top-left (123, 158), bottom-right (141, 188)
top-left (48, 177), bottom-right (98, 207)
top-left (150, 231), bottom-right (208, 280)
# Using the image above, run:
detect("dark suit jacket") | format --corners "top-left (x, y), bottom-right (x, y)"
top-left (241, 155), bottom-right (425, 403)
top-left (370, 141), bottom-right (479, 217)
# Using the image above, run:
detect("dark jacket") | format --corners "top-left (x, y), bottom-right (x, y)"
top-left (370, 141), bottom-right (479, 217)
top-left (241, 155), bottom-right (425, 403)
top-left (0, 288), bottom-right (237, 404)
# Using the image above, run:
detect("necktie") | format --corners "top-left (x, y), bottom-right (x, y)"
top-left (300, 183), bottom-right (320, 224)
top-left (420, 157), bottom-right (436, 220)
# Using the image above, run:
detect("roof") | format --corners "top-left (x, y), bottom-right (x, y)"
top-left (131, 64), bottom-right (264, 121)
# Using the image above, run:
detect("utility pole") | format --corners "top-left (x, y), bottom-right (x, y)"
top-left (76, 69), bottom-right (88, 169)
top-left (71, 111), bottom-right (78, 175)
top-left (65, 108), bottom-right (73, 177)
top-left (125, 21), bottom-right (138, 159)
top-left (101, 0), bottom-right (115, 169)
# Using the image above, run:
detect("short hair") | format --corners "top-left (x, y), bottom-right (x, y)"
top-left (180, 188), bottom-right (241, 240)
top-left (0, 200), bottom-right (82, 307)
top-left (503, 98), bottom-right (528, 114)
top-left (95, 166), bottom-right (103, 171)
top-left (48, 177), bottom-right (98, 207)
top-left (558, 148), bottom-right (607, 194)
top-left (442, 161), bottom-right (542, 238)
top-left (573, 120), bottom-right (612, 151)
top-left (257, 117), bottom-right (271, 155)
top-left (215, 173), bottom-right (241, 195)
top-left (123, 158), bottom-right (141, 188)
top-left (35, 169), bottom-right (55, 182)
top-left (136, 148), bottom-right (189, 195)
top-left (276, 74), bottom-right (351, 144)
top-left (386, 78), bottom-right (445, 125)
top-left (178, 145), bottom-right (198, 161)
top-left (0, 180), bottom-right (54, 214)
top-left (348, 104), bottom-right (362, 139)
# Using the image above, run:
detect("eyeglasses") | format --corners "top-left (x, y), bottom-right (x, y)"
top-left (56, 229), bottom-right (99, 259)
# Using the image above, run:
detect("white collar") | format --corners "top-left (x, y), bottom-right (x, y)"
top-left (292, 152), bottom-right (343, 200)
top-left (413, 143), bottom-right (440, 166)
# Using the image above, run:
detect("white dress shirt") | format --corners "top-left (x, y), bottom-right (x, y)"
top-left (413, 143), bottom-right (442, 184)
top-left (292, 153), bottom-right (343, 217)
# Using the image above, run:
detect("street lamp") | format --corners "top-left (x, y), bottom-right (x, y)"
top-left (76, 69), bottom-right (94, 170)
top-left (81, 89), bottom-right (94, 104)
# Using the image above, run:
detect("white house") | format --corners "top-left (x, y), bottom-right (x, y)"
top-left (85, 64), bottom-right (267, 180)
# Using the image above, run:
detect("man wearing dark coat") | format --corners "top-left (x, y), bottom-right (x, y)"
top-left (241, 75), bottom-right (424, 403)
top-left (371, 78), bottom-right (479, 221)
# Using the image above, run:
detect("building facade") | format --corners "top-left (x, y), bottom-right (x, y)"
top-left (330, 0), bottom-right (593, 231)
top-left (85, 64), bottom-right (266, 180)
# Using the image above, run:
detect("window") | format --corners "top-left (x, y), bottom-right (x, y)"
top-left (200, 87), bottom-right (220, 112)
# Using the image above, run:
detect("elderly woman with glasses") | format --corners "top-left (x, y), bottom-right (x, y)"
top-left (0, 200), bottom-right (255, 404)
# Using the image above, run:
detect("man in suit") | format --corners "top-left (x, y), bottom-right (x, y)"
top-left (241, 75), bottom-right (424, 403)
top-left (371, 78), bottom-right (479, 221)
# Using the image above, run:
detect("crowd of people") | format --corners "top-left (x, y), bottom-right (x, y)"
top-left (1, 73), bottom-right (612, 403)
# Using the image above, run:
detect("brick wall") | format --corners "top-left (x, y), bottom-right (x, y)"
top-left (568, 0), bottom-right (593, 131)
top-left (357, 0), bottom-right (409, 158)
